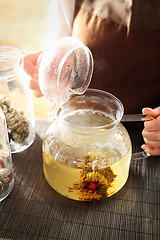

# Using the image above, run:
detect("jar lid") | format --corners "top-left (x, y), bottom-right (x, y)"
top-left (38, 37), bottom-right (94, 115)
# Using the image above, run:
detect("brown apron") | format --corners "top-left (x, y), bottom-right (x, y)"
top-left (72, 0), bottom-right (160, 114)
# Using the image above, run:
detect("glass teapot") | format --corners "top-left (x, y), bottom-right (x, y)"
top-left (38, 37), bottom-right (146, 201)
top-left (43, 89), bottom-right (132, 201)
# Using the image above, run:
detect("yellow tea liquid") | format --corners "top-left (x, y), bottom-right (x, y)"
top-left (43, 147), bottom-right (131, 201)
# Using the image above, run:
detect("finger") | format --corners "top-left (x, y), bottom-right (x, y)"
top-left (33, 90), bottom-right (43, 98)
top-left (144, 116), bottom-right (160, 131)
top-left (142, 108), bottom-right (154, 116)
top-left (29, 83), bottom-right (42, 93)
top-left (29, 76), bottom-right (43, 97)
top-left (141, 144), bottom-right (160, 156)
top-left (142, 107), bottom-right (160, 118)
top-left (21, 52), bottom-right (41, 77)
top-left (143, 137), bottom-right (160, 148)
top-left (142, 129), bottom-right (160, 141)
top-left (29, 77), bottom-right (41, 91)
top-left (21, 57), bottom-right (38, 77)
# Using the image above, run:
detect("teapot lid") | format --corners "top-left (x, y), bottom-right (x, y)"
top-left (38, 37), bottom-right (94, 116)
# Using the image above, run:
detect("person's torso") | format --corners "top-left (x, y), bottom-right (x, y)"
top-left (72, 0), bottom-right (160, 113)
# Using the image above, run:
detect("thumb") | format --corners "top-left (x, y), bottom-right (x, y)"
top-left (21, 57), bottom-right (39, 77)
top-left (142, 107), bottom-right (160, 118)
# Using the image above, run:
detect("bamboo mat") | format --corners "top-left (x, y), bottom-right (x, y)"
top-left (0, 120), bottom-right (159, 240)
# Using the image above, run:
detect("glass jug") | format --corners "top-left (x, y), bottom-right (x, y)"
top-left (42, 89), bottom-right (132, 201)
top-left (0, 108), bottom-right (14, 201)
top-left (0, 46), bottom-right (35, 153)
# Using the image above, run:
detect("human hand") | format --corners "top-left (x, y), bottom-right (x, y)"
top-left (20, 51), bottom-right (43, 97)
top-left (141, 107), bottom-right (160, 155)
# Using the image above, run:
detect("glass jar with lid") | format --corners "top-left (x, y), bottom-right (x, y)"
top-left (0, 46), bottom-right (35, 153)
top-left (0, 108), bottom-right (14, 201)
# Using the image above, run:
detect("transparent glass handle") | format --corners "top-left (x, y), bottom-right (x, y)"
top-left (132, 150), bottom-right (150, 160)
top-left (121, 114), bottom-right (154, 122)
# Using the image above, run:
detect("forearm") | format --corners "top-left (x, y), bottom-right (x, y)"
top-left (44, 0), bottom-right (75, 50)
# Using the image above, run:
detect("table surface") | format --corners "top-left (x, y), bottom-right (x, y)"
top-left (0, 120), bottom-right (159, 240)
